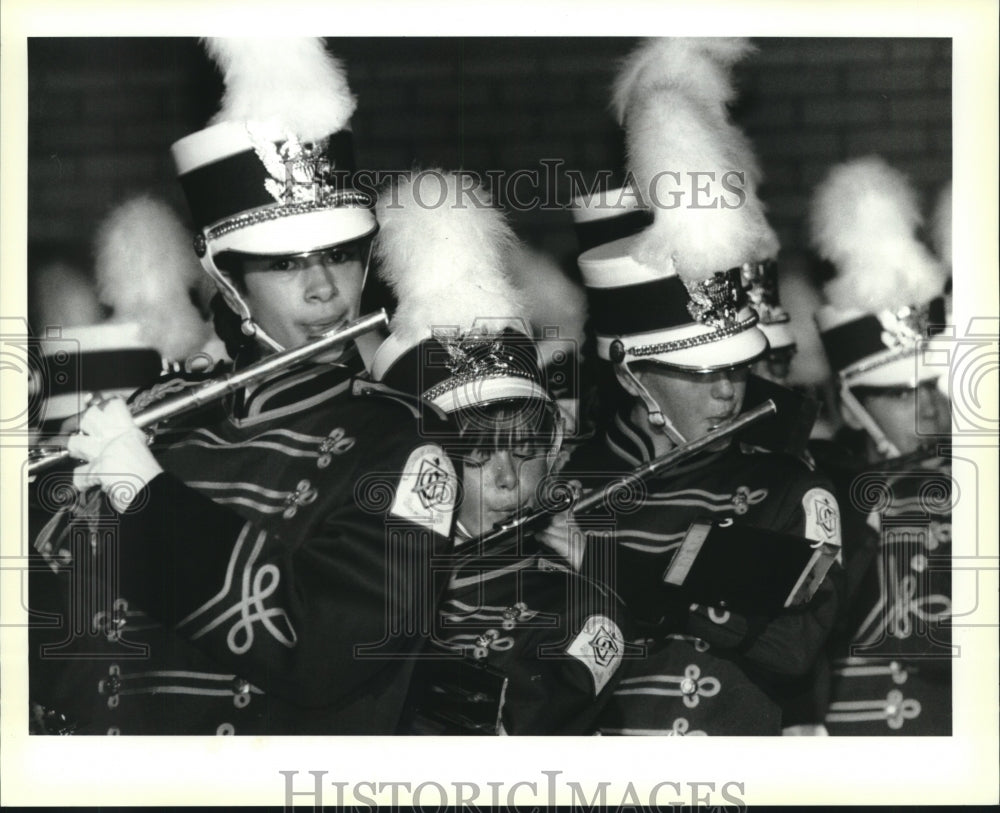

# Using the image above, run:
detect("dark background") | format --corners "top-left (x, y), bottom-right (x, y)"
top-left (27, 36), bottom-right (952, 283)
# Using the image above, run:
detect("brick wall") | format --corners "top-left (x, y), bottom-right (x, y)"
top-left (27, 36), bottom-right (951, 280)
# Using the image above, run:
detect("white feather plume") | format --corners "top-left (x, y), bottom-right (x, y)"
top-left (506, 244), bottom-right (588, 349)
top-left (94, 195), bottom-right (212, 361)
top-left (204, 37), bottom-right (356, 142)
top-left (373, 170), bottom-right (524, 343)
top-left (611, 37), bottom-right (755, 128)
top-left (809, 156), bottom-right (945, 311)
top-left (930, 181), bottom-right (952, 270)
top-left (626, 89), bottom-right (778, 280)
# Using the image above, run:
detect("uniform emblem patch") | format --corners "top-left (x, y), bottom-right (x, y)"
top-left (566, 615), bottom-right (624, 694)
top-left (414, 456), bottom-right (453, 509)
top-left (390, 444), bottom-right (457, 536)
top-left (802, 487), bottom-right (842, 552)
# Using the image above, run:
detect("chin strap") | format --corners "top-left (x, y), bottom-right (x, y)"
top-left (199, 233), bottom-right (285, 354)
top-left (840, 383), bottom-right (901, 459)
top-left (617, 361), bottom-right (687, 447)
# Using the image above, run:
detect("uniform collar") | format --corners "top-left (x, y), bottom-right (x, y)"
top-left (231, 347), bottom-right (364, 422)
top-left (604, 403), bottom-right (658, 467)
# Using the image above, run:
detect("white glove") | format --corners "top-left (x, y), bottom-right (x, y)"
top-left (66, 397), bottom-right (163, 513)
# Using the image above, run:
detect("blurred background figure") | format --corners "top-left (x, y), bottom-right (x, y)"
top-left (809, 155), bottom-right (953, 735)
top-left (779, 250), bottom-right (843, 442)
top-left (28, 193), bottom-right (231, 440)
top-left (28, 259), bottom-right (103, 332)
top-left (93, 194), bottom-right (228, 370)
top-left (812, 156), bottom-right (951, 462)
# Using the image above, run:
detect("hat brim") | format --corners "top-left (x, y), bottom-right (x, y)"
top-left (596, 307), bottom-right (769, 371)
top-left (847, 342), bottom-right (945, 389)
top-left (429, 375), bottom-right (552, 414)
top-left (209, 206), bottom-right (377, 257)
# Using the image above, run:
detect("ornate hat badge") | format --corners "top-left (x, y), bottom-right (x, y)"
top-left (248, 126), bottom-right (336, 205)
top-left (877, 302), bottom-right (933, 351)
top-left (683, 267), bottom-right (746, 329)
top-left (421, 332), bottom-right (538, 403)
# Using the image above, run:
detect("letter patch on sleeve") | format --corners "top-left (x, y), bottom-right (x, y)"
top-left (802, 487), bottom-right (842, 557)
top-left (390, 444), bottom-right (457, 537)
top-left (566, 615), bottom-right (625, 694)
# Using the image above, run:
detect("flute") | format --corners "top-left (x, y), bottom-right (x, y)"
top-left (455, 398), bottom-right (778, 560)
top-left (27, 310), bottom-right (389, 478)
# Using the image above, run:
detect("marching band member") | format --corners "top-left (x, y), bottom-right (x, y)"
top-left (811, 157), bottom-right (953, 735)
top-left (562, 37), bottom-right (843, 736)
top-left (370, 170), bottom-right (627, 734)
top-left (28, 38), bottom-right (457, 735)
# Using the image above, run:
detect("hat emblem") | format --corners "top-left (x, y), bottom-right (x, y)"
top-left (420, 333), bottom-right (536, 403)
top-left (684, 269), bottom-right (743, 329)
top-left (247, 125), bottom-right (334, 205)
top-left (877, 304), bottom-right (929, 351)
top-left (443, 336), bottom-right (517, 379)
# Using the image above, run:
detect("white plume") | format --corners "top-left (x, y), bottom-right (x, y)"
top-left (930, 180), bottom-right (952, 270)
top-left (779, 254), bottom-right (831, 386)
top-left (94, 195), bottom-right (212, 361)
top-left (809, 156), bottom-right (946, 311)
top-left (506, 244), bottom-right (588, 349)
top-left (611, 37), bottom-right (755, 128)
top-left (626, 90), bottom-right (778, 280)
top-left (204, 37), bottom-right (356, 142)
top-left (373, 170), bottom-right (524, 343)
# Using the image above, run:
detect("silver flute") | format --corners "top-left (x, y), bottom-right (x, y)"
top-left (27, 309), bottom-right (388, 478)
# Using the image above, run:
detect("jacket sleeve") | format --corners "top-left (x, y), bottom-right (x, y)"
top-left (114, 437), bottom-right (458, 707)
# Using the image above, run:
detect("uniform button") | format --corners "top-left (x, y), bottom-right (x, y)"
top-left (680, 678), bottom-right (697, 695)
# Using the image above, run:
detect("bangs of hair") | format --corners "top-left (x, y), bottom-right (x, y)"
top-left (452, 399), bottom-right (557, 453)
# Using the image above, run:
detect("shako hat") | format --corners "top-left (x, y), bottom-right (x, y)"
top-left (578, 37), bottom-right (775, 372)
top-left (33, 322), bottom-right (163, 431)
top-left (810, 156), bottom-right (948, 390)
top-left (171, 38), bottom-right (376, 350)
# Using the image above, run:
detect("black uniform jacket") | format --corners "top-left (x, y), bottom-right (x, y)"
top-left (816, 444), bottom-right (953, 735)
top-left (29, 356), bottom-right (458, 735)
top-left (563, 406), bottom-right (843, 735)
top-left (401, 531), bottom-right (630, 735)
